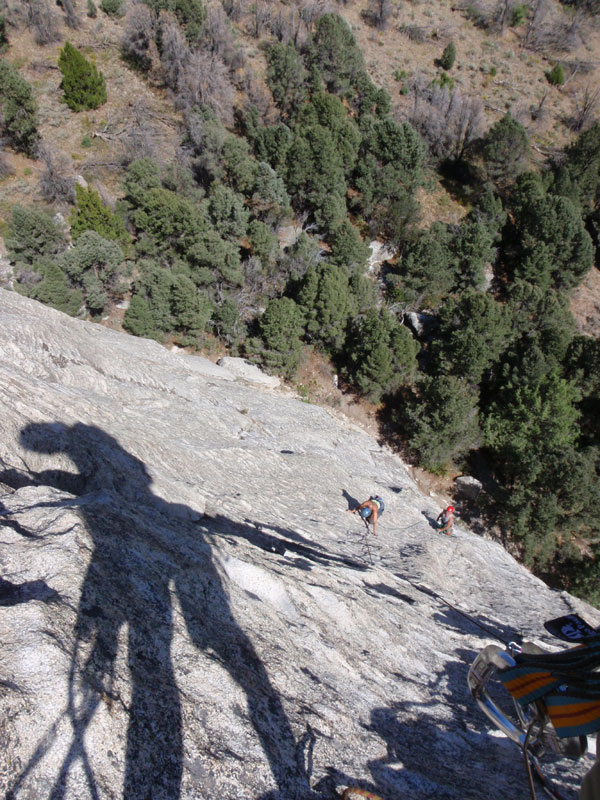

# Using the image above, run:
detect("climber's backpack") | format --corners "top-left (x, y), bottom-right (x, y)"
top-left (370, 495), bottom-right (385, 516)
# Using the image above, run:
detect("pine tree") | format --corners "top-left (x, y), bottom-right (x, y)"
top-left (70, 184), bottom-right (128, 243)
top-left (250, 297), bottom-right (304, 377)
top-left (58, 42), bottom-right (107, 111)
top-left (328, 219), bottom-right (370, 270)
top-left (439, 41), bottom-right (456, 70)
top-left (308, 14), bottom-right (366, 96)
top-left (345, 309), bottom-right (418, 402)
top-left (6, 206), bottom-right (65, 264)
top-left (0, 61), bottom-right (40, 156)
top-left (0, 14), bottom-right (8, 50)
top-left (247, 220), bottom-right (278, 268)
top-left (547, 63), bottom-right (564, 86)
top-left (35, 263), bottom-right (83, 316)
top-left (207, 182), bottom-right (250, 241)
top-left (265, 43), bottom-right (308, 118)
top-left (434, 290), bottom-right (512, 384)
top-left (407, 375), bottom-right (480, 473)
top-left (61, 230), bottom-right (124, 314)
top-left (123, 294), bottom-right (154, 337)
top-left (297, 263), bottom-right (355, 353)
top-left (171, 275), bottom-right (212, 335)
top-left (101, 0), bottom-right (123, 16)
top-left (481, 113), bottom-right (529, 186)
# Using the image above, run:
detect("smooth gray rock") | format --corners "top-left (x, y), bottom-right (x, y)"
top-left (217, 356), bottom-right (281, 388)
top-left (454, 475), bottom-right (483, 500)
top-left (405, 311), bottom-right (438, 339)
top-left (368, 240), bottom-right (395, 272)
top-left (0, 288), bottom-right (598, 800)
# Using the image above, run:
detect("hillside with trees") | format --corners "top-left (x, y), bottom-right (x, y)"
top-left (1, 0), bottom-right (600, 605)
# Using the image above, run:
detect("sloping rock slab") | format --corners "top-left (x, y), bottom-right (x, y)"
top-left (218, 356), bottom-right (281, 388)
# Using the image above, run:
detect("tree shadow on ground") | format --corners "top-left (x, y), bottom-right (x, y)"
top-left (1, 421), bottom-right (326, 800)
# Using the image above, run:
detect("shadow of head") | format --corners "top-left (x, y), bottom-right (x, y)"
top-left (20, 421), bottom-right (152, 499)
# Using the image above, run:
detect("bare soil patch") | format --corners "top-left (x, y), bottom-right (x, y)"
top-left (291, 347), bottom-right (381, 436)
top-left (570, 267), bottom-right (600, 337)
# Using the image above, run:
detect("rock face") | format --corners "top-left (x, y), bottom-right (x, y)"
top-left (0, 288), bottom-right (599, 800)
top-left (217, 356), bottom-right (281, 388)
top-left (454, 475), bottom-right (483, 501)
top-left (404, 311), bottom-right (438, 339)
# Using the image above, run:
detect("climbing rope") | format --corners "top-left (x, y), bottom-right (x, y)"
top-left (360, 517), bottom-right (374, 566)
top-left (405, 580), bottom-right (516, 647)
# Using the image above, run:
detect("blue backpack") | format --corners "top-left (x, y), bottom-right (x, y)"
top-left (370, 495), bottom-right (385, 516)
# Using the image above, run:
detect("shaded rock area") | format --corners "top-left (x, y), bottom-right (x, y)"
top-left (1, 289), bottom-right (599, 800)
top-left (404, 311), bottom-right (438, 340)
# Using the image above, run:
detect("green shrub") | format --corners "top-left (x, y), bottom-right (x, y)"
top-left (70, 184), bottom-right (129, 244)
top-left (87, 0), bottom-right (97, 17)
top-left (510, 3), bottom-right (528, 26)
top-left (249, 296), bottom-right (305, 378)
top-left (439, 41), bottom-right (456, 70)
top-left (0, 14), bottom-right (8, 51)
top-left (34, 263), bottom-right (84, 316)
top-left (81, 135), bottom-right (92, 148)
top-left (5, 206), bottom-right (65, 264)
top-left (61, 230), bottom-right (124, 314)
top-left (547, 63), bottom-right (565, 86)
top-left (0, 61), bottom-right (39, 156)
top-left (58, 42), bottom-right (107, 112)
top-left (100, 0), bottom-right (123, 15)
top-left (431, 71), bottom-right (454, 91)
top-left (124, 294), bottom-right (154, 337)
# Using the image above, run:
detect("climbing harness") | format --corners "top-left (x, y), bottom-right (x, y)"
top-left (468, 618), bottom-right (600, 800)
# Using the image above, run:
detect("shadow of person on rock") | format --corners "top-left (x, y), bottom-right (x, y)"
top-left (6, 421), bottom-right (314, 800)
top-left (342, 489), bottom-right (360, 511)
top-left (421, 511), bottom-right (441, 531)
top-left (206, 514), bottom-right (368, 572)
top-left (0, 576), bottom-right (59, 606)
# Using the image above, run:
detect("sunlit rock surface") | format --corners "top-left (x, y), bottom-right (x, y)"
top-left (1, 288), bottom-right (599, 800)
